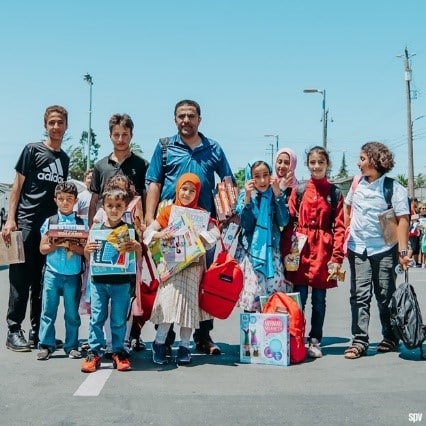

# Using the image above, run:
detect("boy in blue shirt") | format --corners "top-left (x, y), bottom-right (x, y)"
top-left (37, 182), bottom-right (86, 360)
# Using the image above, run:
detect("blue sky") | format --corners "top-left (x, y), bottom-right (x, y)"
top-left (1, 0), bottom-right (425, 184)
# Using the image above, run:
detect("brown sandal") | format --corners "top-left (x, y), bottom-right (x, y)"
top-left (344, 344), bottom-right (366, 359)
top-left (377, 338), bottom-right (398, 353)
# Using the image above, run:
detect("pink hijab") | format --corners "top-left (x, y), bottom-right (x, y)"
top-left (274, 147), bottom-right (299, 188)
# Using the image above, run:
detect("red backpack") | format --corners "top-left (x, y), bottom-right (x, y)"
top-left (199, 242), bottom-right (244, 320)
top-left (262, 292), bottom-right (307, 364)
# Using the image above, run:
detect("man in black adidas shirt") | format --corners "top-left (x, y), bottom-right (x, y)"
top-left (2, 105), bottom-right (70, 352)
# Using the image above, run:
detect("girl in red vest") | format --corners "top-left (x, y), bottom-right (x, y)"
top-left (286, 146), bottom-right (345, 358)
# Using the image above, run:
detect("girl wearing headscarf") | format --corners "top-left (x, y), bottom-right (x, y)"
top-left (144, 173), bottom-right (219, 365)
top-left (274, 148), bottom-right (300, 278)
top-left (274, 147), bottom-right (299, 195)
top-left (236, 160), bottom-right (290, 312)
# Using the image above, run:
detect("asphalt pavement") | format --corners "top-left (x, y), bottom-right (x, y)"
top-left (0, 261), bottom-right (424, 426)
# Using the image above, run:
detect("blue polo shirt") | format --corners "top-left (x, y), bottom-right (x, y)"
top-left (40, 211), bottom-right (84, 275)
top-left (146, 133), bottom-right (235, 213)
top-left (345, 175), bottom-right (409, 256)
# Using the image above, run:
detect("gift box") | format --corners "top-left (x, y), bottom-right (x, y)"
top-left (240, 313), bottom-right (290, 366)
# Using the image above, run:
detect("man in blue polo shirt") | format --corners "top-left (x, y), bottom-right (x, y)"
top-left (145, 99), bottom-right (235, 356)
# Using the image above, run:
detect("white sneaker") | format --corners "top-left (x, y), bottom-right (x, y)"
top-left (307, 338), bottom-right (323, 358)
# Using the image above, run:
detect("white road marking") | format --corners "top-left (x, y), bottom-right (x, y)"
top-left (73, 364), bottom-right (113, 397)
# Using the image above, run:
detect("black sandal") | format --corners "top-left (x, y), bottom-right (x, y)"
top-left (344, 344), bottom-right (366, 359)
top-left (377, 338), bottom-right (398, 353)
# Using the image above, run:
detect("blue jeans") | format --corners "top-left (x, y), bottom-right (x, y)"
top-left (89, 282), bottom-right (131, 354)
top-left (347, 247), bottom-right (398, 349)
top-left (38, 270), bottom-right (81, 353)
top-left (293, 284), bottom-right (326, 342)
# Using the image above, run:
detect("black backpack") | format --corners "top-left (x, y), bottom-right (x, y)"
top-left (388, 271), bottom-right (426, 359)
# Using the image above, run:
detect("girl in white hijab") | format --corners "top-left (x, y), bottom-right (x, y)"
top-left (274, 147), bottom-right (299, 195)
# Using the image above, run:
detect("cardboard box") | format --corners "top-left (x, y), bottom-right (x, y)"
top-left (240, 313), bottom-right (290, 366)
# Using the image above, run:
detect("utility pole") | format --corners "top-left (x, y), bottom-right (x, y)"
top-left (398, 47), bottom-right (415, 198)
top-left (303, 89), bottom-right (328, 149)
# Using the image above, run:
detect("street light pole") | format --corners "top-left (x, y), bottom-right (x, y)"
top-left (303, 88), bottom-right (328, 150)
top-left (265, 134), bottom-right (279, 156)
top-left (83, 73), bottom-right (93, 171)
top-left (268, 143), bottom-right (274, 165)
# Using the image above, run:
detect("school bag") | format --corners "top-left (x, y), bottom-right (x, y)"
top-left (388, 270), bottom-right (426, 359)
top-left (199, 239), bottom-right (244, 320)
top-left (136, 246), bottom-right (160, 322)
top-left (262, 292), bottom-right (307, 364)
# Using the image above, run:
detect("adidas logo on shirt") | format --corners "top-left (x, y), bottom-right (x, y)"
top-left (37, 158), bottom-right (65, 183)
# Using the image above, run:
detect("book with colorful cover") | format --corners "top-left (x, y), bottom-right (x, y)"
top-left (149, 213), bottom-right (205, 282)
top-left (0, 231), bottom-right (25, 266)
top-left (89, 224), bottom-right (136, 276)
top-left (169, 205), bottom-right (210, 233)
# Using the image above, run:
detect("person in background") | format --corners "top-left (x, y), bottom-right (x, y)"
top-left (344, 141), bottom-right (410, 359)
top-left (286, 146), bottom-right (345, 359)
top-left (418, 203), bottom-right (426, 268)
top-left (37, 182), bottom-right (85, 360)
top-left (74, 169), bottom-right (93, 221)
top-left (2, 105), bottom-right (69, 352)
top-left (408, 197), bottom-right (421, 266)
top-left (145, 99), bottom-right (235, 356)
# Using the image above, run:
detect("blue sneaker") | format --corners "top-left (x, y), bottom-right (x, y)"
top-left (152, 341), bottom-right (167, 365)
top-left (176, 346), bottom-right (191, 365)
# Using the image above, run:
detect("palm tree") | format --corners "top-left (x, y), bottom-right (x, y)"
top-left (415, 173), bottom-right (426, 189)
top-left (396, 174), bottom-right (408, 187)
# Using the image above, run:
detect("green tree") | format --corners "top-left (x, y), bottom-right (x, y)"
top-left (234, 168), bottom-right (245, 189)
top-left (130, 142), bottom-right (143, 157)
top-left (336, 152), bottom-right (349, 178)
top-left (415, 173), bottom-right (426, 189)
top-left (396, 174), bottom-right (408, 187)
top-left (67, 129), bottom-right (100, 180)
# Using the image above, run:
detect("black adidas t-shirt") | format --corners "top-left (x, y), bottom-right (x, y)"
top-left (15, 142), bottom-right (69, 231)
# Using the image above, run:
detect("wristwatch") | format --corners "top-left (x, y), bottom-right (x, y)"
top-left (398, 250), bottom-right (408, 257)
